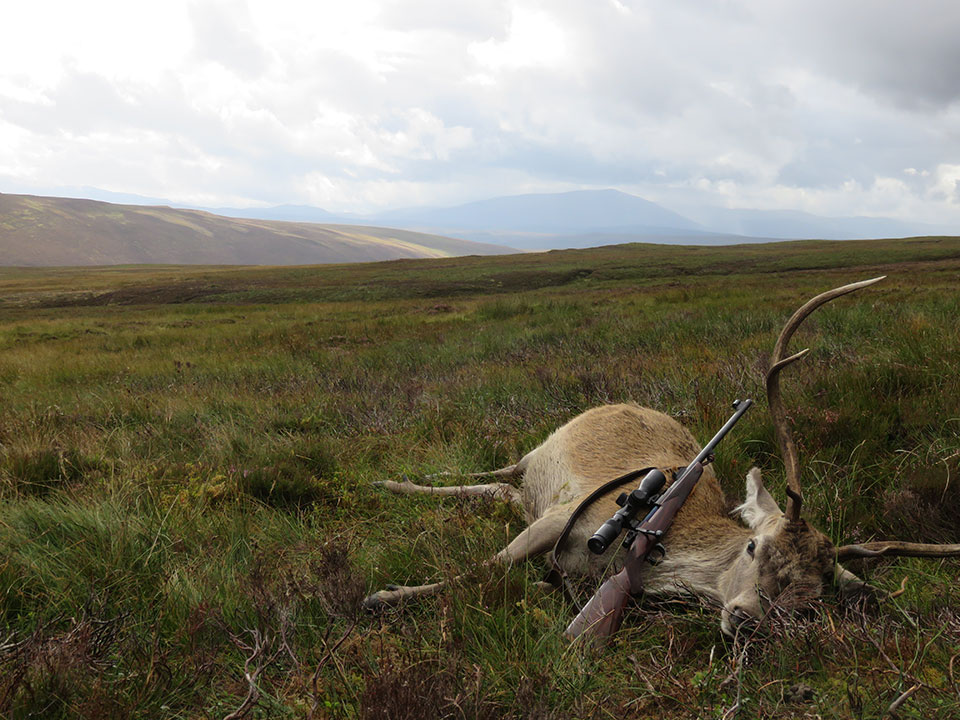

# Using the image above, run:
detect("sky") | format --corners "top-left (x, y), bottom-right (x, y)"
top-left (2, 0), bottom-right (960, 224)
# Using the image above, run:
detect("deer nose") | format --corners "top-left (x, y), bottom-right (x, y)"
top-left (728, 605), bottom-right (755, 629)
top-left (721, 597), bottom-right (761, 636)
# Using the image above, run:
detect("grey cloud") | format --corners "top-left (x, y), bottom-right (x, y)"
top-left (762, 1), bottom-right (960, 110)
top-left (491, 2), bottom-right (960, 191)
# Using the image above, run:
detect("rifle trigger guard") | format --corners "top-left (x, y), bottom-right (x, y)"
top-left (647, 543), bottom-right (666, 565)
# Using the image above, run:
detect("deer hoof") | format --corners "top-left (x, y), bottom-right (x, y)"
top-left (362, 588), bottom-right (403, 610)
top-left (362, 592), bottom-right (387, 610)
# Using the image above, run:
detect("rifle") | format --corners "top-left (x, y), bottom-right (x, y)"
top-left (564, 398), bottom-right (753, 642)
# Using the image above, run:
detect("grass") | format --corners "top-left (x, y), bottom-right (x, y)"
top-left (0, 238), bottom-right (959, 717)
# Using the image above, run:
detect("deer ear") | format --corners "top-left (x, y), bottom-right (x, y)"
top-left (734, 467), bottom-right (783, 529)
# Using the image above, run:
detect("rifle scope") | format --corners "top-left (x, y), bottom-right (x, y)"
top-left (587, 469), bottom-right (667, 554)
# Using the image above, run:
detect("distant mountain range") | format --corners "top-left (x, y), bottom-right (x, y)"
top-left (675, 205), bottom-right (952, 242)
top-left (0, 194), bottom-right (511, 266)
top-left (192, 188), bottom-right (955, 250)
top-left (2, 187), bottom-right (957, 266)
top-left (372, 189), bottom-right (700, 233)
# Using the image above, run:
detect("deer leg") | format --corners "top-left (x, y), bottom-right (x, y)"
top-left (362, 502), bottom-right (573, 609)
top-left (422, 450), bottom-right (533, 482)
top-left (376, 477), bottom-right (522, 507)
top-left (376, 452), bottom-right (532, 508)
top-left (425, 463), bottom-right (521, 480)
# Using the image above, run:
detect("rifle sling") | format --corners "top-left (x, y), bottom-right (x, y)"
top-left (547, 465), bottom-right (677, 611)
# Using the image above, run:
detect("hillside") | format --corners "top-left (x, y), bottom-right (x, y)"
top-left (0, 193), bottom-right (513, 266)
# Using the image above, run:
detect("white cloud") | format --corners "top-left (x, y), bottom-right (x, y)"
top-left (929, 164), bottom-right (960, 203)
top-left (469, 5), bottom-right (567, 71)
top-left (0, 0), bottom-right (958, 227)
top-left (0, 2), bottom-right (192, 87)
top-left (608, 0), bottom-right (630, 16)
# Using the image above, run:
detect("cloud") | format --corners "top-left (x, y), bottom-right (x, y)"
top-left (469, 6), bottom-right (567, 71)
top-left (189, 0), bottom-right (269, 77)
top-left (759, 1), bottom-right (960, 110)
top-left (930, 164), bottom-right (960, 203)
top-left (378, 0), bottom-right (509, 35)
top-left (0, 0), bottom-right (958, 225)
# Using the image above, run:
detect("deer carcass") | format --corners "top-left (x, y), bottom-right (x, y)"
top-left (364, 278), bottom-right (960, 636)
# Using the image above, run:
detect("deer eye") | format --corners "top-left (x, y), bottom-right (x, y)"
top-left (746, 539), bottom-right (757, 557)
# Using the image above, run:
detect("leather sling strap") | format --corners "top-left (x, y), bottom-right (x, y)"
top-left (546, 465), bottom-right (662, 611)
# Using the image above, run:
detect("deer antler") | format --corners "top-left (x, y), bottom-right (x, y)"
top-left (766, 276), bottom-right (886, 523)
top-left (836, 541), bottom-right (960, 562)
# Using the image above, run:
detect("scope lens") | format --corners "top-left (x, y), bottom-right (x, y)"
top-left (587, 517), bottom-right (622, 554)
top-left (587, 536), bottom-right (607, 554)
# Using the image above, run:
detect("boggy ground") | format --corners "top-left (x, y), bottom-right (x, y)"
top-left (1, 238), bottom-right (959, 718)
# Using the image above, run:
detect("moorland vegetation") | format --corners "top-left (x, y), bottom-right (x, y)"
top-left (1, 237), bottom-right (959, 718)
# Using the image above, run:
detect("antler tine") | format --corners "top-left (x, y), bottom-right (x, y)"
top-left (766, 276), bottom-right (886, 523)
top-left (768, 348), bottom-right (810, 376)
top-left (836, 541), bottom-right (960, 562)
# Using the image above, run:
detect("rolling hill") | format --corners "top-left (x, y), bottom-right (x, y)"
top-left (0, 193), bottom-right (514, 266)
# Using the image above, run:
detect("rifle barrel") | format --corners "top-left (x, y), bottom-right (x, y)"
top-left (682, 399), bottom-right (753, 480)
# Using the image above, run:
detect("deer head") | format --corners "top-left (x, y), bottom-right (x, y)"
top-left (717, 277), bottom-right (960, 635)
top-left (718, 466), bottom-right (835, 634)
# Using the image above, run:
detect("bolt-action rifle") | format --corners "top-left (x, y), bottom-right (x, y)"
top-left (564, 398), bottom-right (753, 642)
